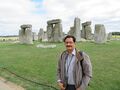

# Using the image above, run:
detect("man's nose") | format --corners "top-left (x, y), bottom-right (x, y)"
top-left (67, 43), bottom-right (70, 45)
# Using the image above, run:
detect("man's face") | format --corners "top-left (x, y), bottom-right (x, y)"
top-left (64, 38), bottom-right (75, 51)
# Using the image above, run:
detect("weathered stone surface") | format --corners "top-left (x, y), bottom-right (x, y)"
top-left (68, 17), bottom-right (81, 41)
top-left (107, 32), bottom-right (112, 40)
top-left (42, 31), bottom-right (48, 42)
top-left (94, 24), bottom-right (107, 43)
top-left (19, 24), bottom-right (33, 44)
top-left (53, 23), bottom-right (63, 42)
top-left (81, 21), bottom-right (92, 40)
top-left (47, 19), bottom-right (61, 24)
top-left (38, 28), bottom-right (44, 41)
top-left (47, 19), bottom-right (63, 42)
top-left (20, 24), bottom-right (32, 29)
top-left (74, 17), bottom-right (81, 41)
top-left (68, 27), bottom-right (75, 36)
top-left (32, 32), bottom-right (38, 41)
top-left (47, 25), bottom-right (53, 42)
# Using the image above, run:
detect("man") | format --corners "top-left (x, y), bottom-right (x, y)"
top-left (57, 35), bottom-right (92, 90)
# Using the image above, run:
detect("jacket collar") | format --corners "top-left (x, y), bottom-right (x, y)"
top-left (65, 48), bottom-right (83, 62)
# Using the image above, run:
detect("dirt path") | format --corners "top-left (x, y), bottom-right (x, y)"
top-left (0, 77), bottom-right (25, 90)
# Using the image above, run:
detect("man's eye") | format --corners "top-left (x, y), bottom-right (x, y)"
top-left (65, 42), bottom-right (73, 44)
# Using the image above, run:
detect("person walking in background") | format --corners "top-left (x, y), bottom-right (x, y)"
top-left (57, 35), bottom-right (92, 90)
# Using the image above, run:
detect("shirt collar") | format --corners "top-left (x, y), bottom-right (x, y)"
top-left (66, 48), bottom-right (76, 56)
top-left (72, 48), bottom-right (76, 56)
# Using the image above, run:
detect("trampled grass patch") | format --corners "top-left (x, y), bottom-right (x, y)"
top-left (0, 41), bottom-right (120, 90)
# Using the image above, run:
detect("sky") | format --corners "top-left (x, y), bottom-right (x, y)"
top-left (0, 0), bottom-right (120, 36)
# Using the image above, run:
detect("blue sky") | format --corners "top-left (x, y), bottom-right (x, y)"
top-left (0, 0), bottom-right (120, 36)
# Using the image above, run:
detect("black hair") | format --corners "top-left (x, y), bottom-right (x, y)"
top-left (63, 35), bottom-right (76, 42)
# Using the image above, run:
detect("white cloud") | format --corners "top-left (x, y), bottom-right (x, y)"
top-left (0, 0), bottom-right (44, 35)
top-left (0, 0), bottom-right (120, 35)
top-left (42, 0), bottom-right (120, 33)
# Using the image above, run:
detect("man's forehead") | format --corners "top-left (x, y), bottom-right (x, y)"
top-left (65, 38), bottom-right (74, 41)
top-left (66, 38), bottom-right (73, 40)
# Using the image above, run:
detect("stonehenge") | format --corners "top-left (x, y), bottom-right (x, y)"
top-left (94, 24), bottom-right (107, 43)
top-left (38, 28), bottom-right (44, 41)
top-left (19, 24), bottom-right (33, 44)
top-left (81, 21), bottom-right (92, 40)
top-left (18, 17), bottom-right (109, 44)
top-left (47, 19), bottom-right (63, 42)
top-left (68, 17), bottom-right (81, 41)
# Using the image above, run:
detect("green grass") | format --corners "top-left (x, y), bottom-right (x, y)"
top-left (112, 35), bottom-right (120, 38)
top-left (0, 41), bottom-right (120, 90)
top-left (0, 36), bottom-right (18, 41)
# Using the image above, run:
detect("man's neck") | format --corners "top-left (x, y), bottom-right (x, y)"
top-left (67, 49), bottom-right (74, 54)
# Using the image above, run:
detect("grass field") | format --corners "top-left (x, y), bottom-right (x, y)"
top-left (112, 35), bottom-right (120, 38)
top-left (0, 36), bottom-right (18, 42)
top-left (0, 41), bottom-right (120, 90)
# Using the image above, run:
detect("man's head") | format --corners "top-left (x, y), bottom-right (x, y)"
top-left (63, 35), bottom-right (76, 53)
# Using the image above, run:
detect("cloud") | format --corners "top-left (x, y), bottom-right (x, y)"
top-left (0, 0), bottom-right (46, 35)
top-left (0, 0), bottom-right (120, 35)
top-left (42, 0), bottom-right (120, 33)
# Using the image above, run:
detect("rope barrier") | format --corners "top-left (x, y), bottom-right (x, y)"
top-left (0, 67), bottom-right (59, 90)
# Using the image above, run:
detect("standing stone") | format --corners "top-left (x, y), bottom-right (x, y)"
top-left (81, 21), bottom-right (92, 40)
top-left (81, 23), bottom-right (85, 38)
top-left (47, 19), bottom-right (63, 42)
top-left (38, 28), bottom-right (44, 41)
top-left (68, 17), bottom-right (81, 41)
top-left (53, 23), bottom-right (63, 42)
top-left (107, 32), bottom-right (112, 40)
top-left (68, 27), bottom-right (75, 36)
top-left (42, 31), bottom-right (48, 42)
top-left (32, 32), bottom-right (38, 41)
top-left (19, 24), bottom-right (33, 44)
top-left (74, 17), bottom-right (81, 41)
top-left (74, 18), bottom-right (81, 41)
top-left (94, 24), bottom-right (107, 43)
top-left (47, 24), bottom-right (54, 42)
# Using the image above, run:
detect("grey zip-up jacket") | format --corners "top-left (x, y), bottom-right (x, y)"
top-left (57, 49), bottom-right (92, 90)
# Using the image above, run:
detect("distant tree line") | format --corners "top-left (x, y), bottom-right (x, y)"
top-left (112, 32), bottom-right (120, 35)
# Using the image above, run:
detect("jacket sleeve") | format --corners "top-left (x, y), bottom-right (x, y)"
top-left (80, 52), bottom-right (92, 90)
top-left (57, 55), bottom-right (62, 82)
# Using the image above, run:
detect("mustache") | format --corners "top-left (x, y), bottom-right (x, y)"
top-left (66, 45), bottom-right (72, 47)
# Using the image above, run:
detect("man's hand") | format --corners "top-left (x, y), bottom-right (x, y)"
top-left (58, 82), bottom-right (65, 90)
top-left (76, 87), bottom-right (81, 90)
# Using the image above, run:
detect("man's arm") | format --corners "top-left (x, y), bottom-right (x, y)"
top-left (57, 55), bottom-right (65, 90)
top-left (57, 55), bottom-right (62, 82)
top-left (80, 52), bottom-right (92, 90)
